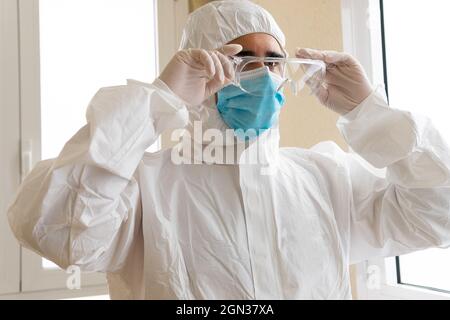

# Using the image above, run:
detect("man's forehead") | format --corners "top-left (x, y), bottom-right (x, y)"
top-left (227, 33), bottom-right (285, 57)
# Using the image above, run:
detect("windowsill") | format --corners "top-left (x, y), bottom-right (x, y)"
top-left (366, 283), bottom-right (450, 300)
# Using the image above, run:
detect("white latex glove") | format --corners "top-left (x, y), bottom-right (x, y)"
top-left (158, 44), bottom-right (243, 106)
top-left (296, 48), bottom-right (374, 115)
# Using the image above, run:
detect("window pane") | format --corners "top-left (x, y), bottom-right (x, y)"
top-left (399, 249), bottom-right (450, 292)
top-left (383, 0), bottom-right (450, 134)
top-left (39, 0), bottom-right (158, 269)
top-left (40, 0), bottom-right (158, 160)
top-left (383, 0), bottom-right (450, 293)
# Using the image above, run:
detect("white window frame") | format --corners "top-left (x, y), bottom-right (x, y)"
top-left (0, 0), bottom-right (22, 296)
top-left (0, 0), bottom-right (188, 299)
top-left (341, 0), bottom-right (450, 300)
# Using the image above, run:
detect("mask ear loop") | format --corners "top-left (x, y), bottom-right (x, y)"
top-left (277, 78), bottom-right (289, 93)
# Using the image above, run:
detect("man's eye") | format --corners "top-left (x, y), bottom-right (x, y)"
top-left (264, 62), bottom-right (279, 69)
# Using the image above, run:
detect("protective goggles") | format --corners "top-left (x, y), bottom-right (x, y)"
top-left (229, 56), bottom-right (326, 96)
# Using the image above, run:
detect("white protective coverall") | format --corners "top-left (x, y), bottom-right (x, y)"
top-left (7, 0), bottom-right (450, 299)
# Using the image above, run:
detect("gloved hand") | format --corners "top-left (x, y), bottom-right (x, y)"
top-left (296, 48), bottom-right (373, 115)
top-left (159, 44), bottom-right (243, 106)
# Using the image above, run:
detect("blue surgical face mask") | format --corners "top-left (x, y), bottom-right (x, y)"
top-left (217, 67), bottom-right (286, 138)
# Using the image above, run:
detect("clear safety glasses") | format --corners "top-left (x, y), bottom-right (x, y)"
top-left (229, 56), bottom-right (326, 96)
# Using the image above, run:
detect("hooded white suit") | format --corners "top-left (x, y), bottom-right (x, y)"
top-left (7, 0), bottom-right (450, 299)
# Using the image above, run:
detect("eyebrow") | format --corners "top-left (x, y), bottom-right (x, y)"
top-left (266, 51), bottom-right (285, 58)
top-left (235, 50), bottom-right (285, 58)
